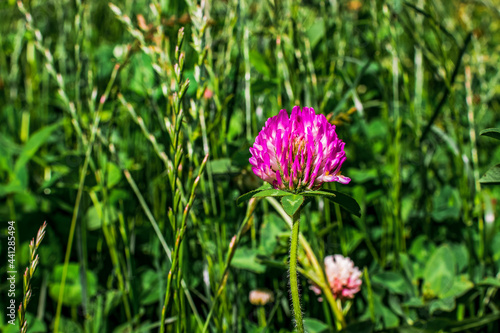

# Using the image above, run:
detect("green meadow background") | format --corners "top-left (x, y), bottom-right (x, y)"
top-left (1, 0), bottom-right (500, 332)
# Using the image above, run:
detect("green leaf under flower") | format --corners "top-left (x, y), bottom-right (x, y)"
top-left (237, 185), bottom-right (361, 217)
top-left (252, 189), bottom-right (292, 198)
top-left (480, 128), bottom-right (500, 141)
top-left (281, 194), bottom-right (305, 216)
top-left (236, 183), bottom-right (272, 205)
top-left (302, 189), bottom-right (361, 217)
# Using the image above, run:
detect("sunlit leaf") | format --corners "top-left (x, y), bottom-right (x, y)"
top-left (477, 277), bottom-right (500, 288)
top-left (480, 164), bottom-right (500, 185)
top-left (250, 188), bottom-right (290, 199)
top-left (280, 194), bottom-right (304, 216)
top-left (439, 277), bottom-right (473, 299)
top-left (429, 297), bottom-right (455, 314)
top-left (236, 183), bottom-right (272, 205)
top-left (423, 245), bottom-right (455, 298)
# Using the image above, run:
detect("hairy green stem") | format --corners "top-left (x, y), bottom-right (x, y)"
top-left (267, 197), bottom-right (346, 328)
top-left (290, 211), bottom-right (304, 333)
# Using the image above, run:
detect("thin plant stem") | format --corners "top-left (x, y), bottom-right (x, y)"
top-left (267, 197), bottom-right (346, 328)
top-left (54, 60), bottom-right (124, 333)
top-left (258, 306), bottom-right (267, 328)
top-left (322, 287), bottom-right (345, 330)
top-left (53, 112), bottom-right (99, 333)
top-left (202, 198), bottom-right (258, 333)
top-left (160, 155), bottom-right (208, 333)
top-left (289, 210), bottom-right (304, 333)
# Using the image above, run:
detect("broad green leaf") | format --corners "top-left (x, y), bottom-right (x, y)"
top-left (140, 270), bottom-right (161, 305)
top-left (259, 213), bottom-right (287, 256)
top-left (302, 189), bottom-right (361, 217)
top-left (439, 277), bottom-right (473, 298)
top-left (477, 277), bottom-right (500, 288)
top-left (280, 194), bottom-right (304, 216)
top-left (403, 297), bottom-right (425, 308)
top-left (399, 253), bottom-right (415, 281)
top-left (106, 162), bottom-right (122, 188)
top-left (48, 263), bottom-right (98, 307)
top-left (381, 305), bottom-right (400, 328)
top-left (0, 130), bottom-right (54, 195)
top-left (480, 128), bottom-right (500, 141)
top-left (129, 53), bottom-right (155, 97)
top-left (250, 50), bottom-right (271, 77)
top-left (372, 272), bottom-right (412, 295)
top-left (429, 297), bottom-right (455, 314)
top-left (231, 247), bottom-right (266, 273)
top-left (0, 182), bottom-right (25, 196)
top-left (409, 235), bottom-right (436, 265)
top-left (423, 245), bottom-right (455, 298)
top-left (109, 189), bottom-right (130, 204)
top-left (303, 318), bottom-right (329, 333)
top-left (85, 205), bottom-right (119, 231)
top-left (208, 158), bottom-right (240, 175)
top-left (306, 17), bottom-right (325, 48)
top-left (431, 185), bottom-right (461, 222)
top-left (14, 121), bottom-right (61, 173)
top-left (450, 243), bottom-right (468, 273)
top-left (236, 183), bottom-right (272, 205)
top-left (373, 293), bottom-right (400, 328)
top-left (480, 164), bottom-right (500, 185)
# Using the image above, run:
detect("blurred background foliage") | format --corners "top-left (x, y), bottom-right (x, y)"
top-left (0, 0), bottom-right (500, 332)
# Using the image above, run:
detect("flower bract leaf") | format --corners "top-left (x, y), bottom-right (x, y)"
top-left (236, 183), bottom-right (272, 205)
top-left (480, 128), bottom-right (500, 141)
top-left (302, 189), bottom-right (361, 217)
top-left (280, 194), bottom-right (304, 216)
top-left (252, 189), bottom-right (292, 199)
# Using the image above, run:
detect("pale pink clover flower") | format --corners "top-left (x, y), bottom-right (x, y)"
top-left (249, 289), bottom-right (274, 306)
top-left (311, 254), bottom-right (362, 301)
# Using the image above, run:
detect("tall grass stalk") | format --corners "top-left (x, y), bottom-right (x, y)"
top-left (18, 222), bottom-right (47, 333)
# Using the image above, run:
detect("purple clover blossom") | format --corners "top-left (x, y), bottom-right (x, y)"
top-left (249, 106), bottom-right (350, 192)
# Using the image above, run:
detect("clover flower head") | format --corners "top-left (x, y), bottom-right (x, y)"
top-left (249, 289), bottom-right (274, 306)
top-left (321, 255), bottom-right (362, 300)
top-left (249, 106), bottom-right (350, 192)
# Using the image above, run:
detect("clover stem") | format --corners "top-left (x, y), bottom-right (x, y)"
top-left (289, 210), bottom-right (304, 333)
top-left (258, 306), bottom-right (267, 327)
